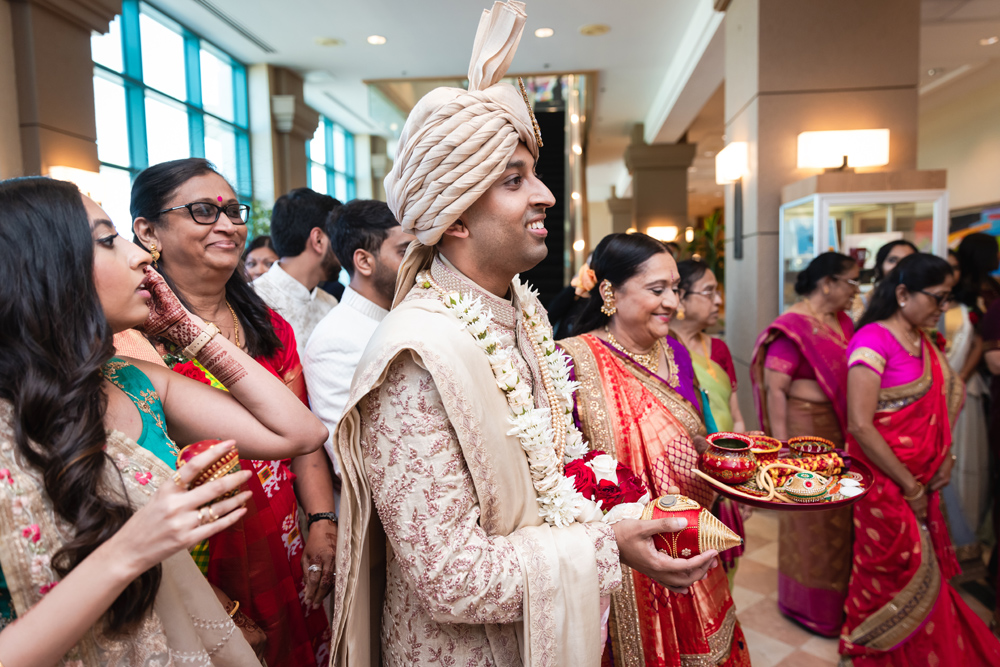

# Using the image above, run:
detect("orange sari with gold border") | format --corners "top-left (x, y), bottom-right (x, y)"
top-left (561, 334), bottom-right (750, 667)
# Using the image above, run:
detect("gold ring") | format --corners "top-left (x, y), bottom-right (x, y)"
top-left (197, 507), bottom-right (210, 525)
top-left (173, 471), bottom-right (187, 490)
top-left (207, 505), bottom-right (220, 522)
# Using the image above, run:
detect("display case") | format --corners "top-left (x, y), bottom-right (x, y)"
top-left (778, 171), bottom-right (948, 314)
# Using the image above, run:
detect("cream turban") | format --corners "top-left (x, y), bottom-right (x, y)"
top-left (386, 0), bottom-right (542, 305)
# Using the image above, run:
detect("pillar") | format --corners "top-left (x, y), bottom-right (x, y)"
top-left (624, 123), bottom-right (697, 237)
top-left (606, 185), bottom-right (633, 234)
top-left (248, 64), bottom-right (318, 205)
top-left (8, 0), bottom-right (121, 176)
top-left (723, 0), bottom-right (920, 426)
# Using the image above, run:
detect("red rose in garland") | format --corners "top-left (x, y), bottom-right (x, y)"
top-left (565, 458), bottom-right (598, 500)
top-left (564, 452), bottom-right (649, 515)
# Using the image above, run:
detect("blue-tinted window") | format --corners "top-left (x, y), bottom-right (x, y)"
top-left (307, 116), bottom-right (356, 202)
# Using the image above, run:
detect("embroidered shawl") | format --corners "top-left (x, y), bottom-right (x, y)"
top-left (0, 400), bottom-right (258, 666)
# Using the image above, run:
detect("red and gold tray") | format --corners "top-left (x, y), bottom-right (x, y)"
top-left (694, 449), bottom-right (874, 512)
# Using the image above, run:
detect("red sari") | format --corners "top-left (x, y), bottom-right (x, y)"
top-left (839, 332), bottom-right (1000, 665)
top-left (171, 311), bottom-right (330, 667)
top-left (561, 334), bottom-right (750, 667)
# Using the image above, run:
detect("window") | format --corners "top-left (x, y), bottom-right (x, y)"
top-left (91, 0), bottom-right (251, 236)
top-left (307, 117), bottom-right (356, 202)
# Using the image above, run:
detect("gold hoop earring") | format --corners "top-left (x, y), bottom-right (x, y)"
top-left (600, 280), bottom-right (617, 317)
top-left (149, 242), bottom-right (160, 267)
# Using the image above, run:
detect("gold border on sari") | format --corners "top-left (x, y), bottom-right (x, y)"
top-left (559, 336), bottom-right (619, 457)
top-left (848, 347), bottom-right (887, 374)
top-left (608, 567), bottom-right (647, 667)
top-left (680, 606), bottom-right (737, 667)
top-left (844, 529), bottom-right (941, 652)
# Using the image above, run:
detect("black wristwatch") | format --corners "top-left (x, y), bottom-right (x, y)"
top-left (307, 512), bottom-right (338, 527)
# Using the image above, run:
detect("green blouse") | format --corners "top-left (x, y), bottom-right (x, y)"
top-left (0, 358), bottom-right (177, 626)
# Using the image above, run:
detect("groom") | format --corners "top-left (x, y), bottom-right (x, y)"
top-left (329, 3), bottom-right (719, 666)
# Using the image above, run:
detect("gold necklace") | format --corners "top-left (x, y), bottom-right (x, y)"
top-left (225, 301), bottom-right (240, 349)
top-left (209, 301), bottom-right (241, 349)
top-left (802, 298), bottom-right (845, 342)
top-left (604, 326), bottom-right (662, 371)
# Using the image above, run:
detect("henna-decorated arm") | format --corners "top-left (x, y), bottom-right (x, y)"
top-left (127, 273), bottom-right (327, 460)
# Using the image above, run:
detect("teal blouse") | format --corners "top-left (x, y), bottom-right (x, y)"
top-left (0, 359), bottom-right (176, 626)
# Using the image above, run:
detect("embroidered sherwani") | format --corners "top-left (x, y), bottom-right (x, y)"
top-left (331, 256), bottom-right (622, 667)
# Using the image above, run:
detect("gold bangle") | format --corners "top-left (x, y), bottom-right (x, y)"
top-left (902, 483), bottom-right (925, 501)
top-left (225, 600), bottom-right (240, 617)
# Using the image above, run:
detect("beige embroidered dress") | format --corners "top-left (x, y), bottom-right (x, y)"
top-left (0, 389), bottom-right (258, 666)
top-left (331, 256), bottom-right (622, 667)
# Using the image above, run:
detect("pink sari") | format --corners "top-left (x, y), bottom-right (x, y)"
top-left (562, 334), bottom-right (750, 667)
top-left (750, 311), bottom-right (854, 637)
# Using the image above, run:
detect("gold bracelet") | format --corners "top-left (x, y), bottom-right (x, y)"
top-left (225, 599), bottom-right (240, 617)
top-left (181, 322), bottom-right (220, 360)
top-left (902, 483), bottom-right (925, 502)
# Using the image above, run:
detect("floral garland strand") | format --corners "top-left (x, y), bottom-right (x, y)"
top-left (417, 271), bottom-right (591, 527)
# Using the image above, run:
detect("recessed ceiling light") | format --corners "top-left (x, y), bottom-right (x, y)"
top-left (571, 191), bottom-right (581, 200)
top-left (389, 123), bottom-right (399, 131)
top-left (570, 113), bottom-right (580, 124)
top-left (572, 144), bottom-right (583, 155)
top-left (315, 37), bottom-right (344, 47)
top-left (535, 27), bottom-right (554, 38)
top-left (981, 36), bottom-right (999, 46)
top-left (579, 24), bottom-right (610, 37)
top-left (572, 239), bottom-right (585, 251)
top-left (927, 68), bottom-right (941, 76)
top-left (367, 35), bottom-right (387, 45)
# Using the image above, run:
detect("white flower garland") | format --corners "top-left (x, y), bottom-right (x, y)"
top-left (417, 271), bottom-right (591, 527)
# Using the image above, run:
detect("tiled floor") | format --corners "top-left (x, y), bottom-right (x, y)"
top-left (732, 510), bottom-right (995, 666)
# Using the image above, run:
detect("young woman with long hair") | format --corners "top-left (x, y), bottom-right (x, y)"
top-left (0, 177), bottom-right (325, 665)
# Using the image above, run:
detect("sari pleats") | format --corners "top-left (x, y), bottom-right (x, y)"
top-left (839, 336), bottom-right (1000, 665)
top-left (563, 335), bottom-right (750, 667)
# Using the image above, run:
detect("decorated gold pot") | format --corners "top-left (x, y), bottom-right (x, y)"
top-left (700, 432), bottom-right (757, 485)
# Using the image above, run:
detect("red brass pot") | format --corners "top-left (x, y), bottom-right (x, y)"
top-left (700, 432), bottom-right (757, 485)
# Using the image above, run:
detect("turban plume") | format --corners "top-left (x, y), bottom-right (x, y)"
top-left (386, 1), bottom-right (541, 306)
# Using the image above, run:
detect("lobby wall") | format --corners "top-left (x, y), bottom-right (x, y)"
top-left (0, 0), bottom-right (22, 179)
top-left (919, 75), bottom-right (1000, 211)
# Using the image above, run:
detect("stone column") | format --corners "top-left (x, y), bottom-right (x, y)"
top-left (8, 0), bottom-right (121, 176)
top-left (248, 64), bottom-right (318, 205)
top-left (606, 185), bottom-right (633, 234)
top-left (723, 0), bottom-right (920, 426)
top-left (624, 123), bottom-right (697, 236)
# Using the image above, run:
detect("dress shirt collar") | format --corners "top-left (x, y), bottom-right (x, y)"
top-left (341, 286), bottom-right (389, 323)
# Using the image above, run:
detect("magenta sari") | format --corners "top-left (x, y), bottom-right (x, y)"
top-left (750, 311), bottom-right (854, 637)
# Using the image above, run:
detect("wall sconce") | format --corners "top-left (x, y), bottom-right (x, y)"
top-left (48, 166), bottom-right (103, 202)
top-left (715, 142), bottom-right (748, 260)
top-left (796, 129), bottom-right (890, 169)
top-left (572, 239), bottom-right (585, 252)
top-left (646, 226), bottom-right (679, 243)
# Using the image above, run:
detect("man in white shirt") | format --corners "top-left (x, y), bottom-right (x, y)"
top-left (302, 199), bottom-right (414, 461)
top-left (253, 188), bottom-right (342, 355)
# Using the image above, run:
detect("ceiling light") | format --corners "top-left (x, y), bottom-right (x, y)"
top-left (571, 191), bottom-right (581, 201)
top-left (647, 226), bottom-right (679, 243)
top-left (570, 113), bottom-right (579, 124)
top-left (981, 36), bottom-right (999, 46)
top-left (367, 35), bottom-right (387, 45)
top-left (534, 27), bottom-right (554, 38)
top-left (572, 144), bottom-right (583, 155)
top-left (315, 37), bottom-right (344, 47)
top-left (389, 123), bottom-right (399, 131)
top-left (927, 68), bottom-right (941, 76)
top-left (797, 129), bottom-right (890, 169)
top-left (580, 24), bottom-right (610, 37)
top-left (572, 239), bottom-right (585, 251)
top-left (685, 228), bottom-right (695, 243)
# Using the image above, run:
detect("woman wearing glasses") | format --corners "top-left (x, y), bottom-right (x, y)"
top-left (839, 253), bottom-right (1000, 664)
top-left (131, 159), bottom-right (336, 667)
top-left (749, 252), bottom-right (859, 637)
top-left (671, 259), bottom-right (745, 432)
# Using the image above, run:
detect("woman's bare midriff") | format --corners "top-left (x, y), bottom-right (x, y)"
top-left (787, 378), bottom-right (830, 405)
